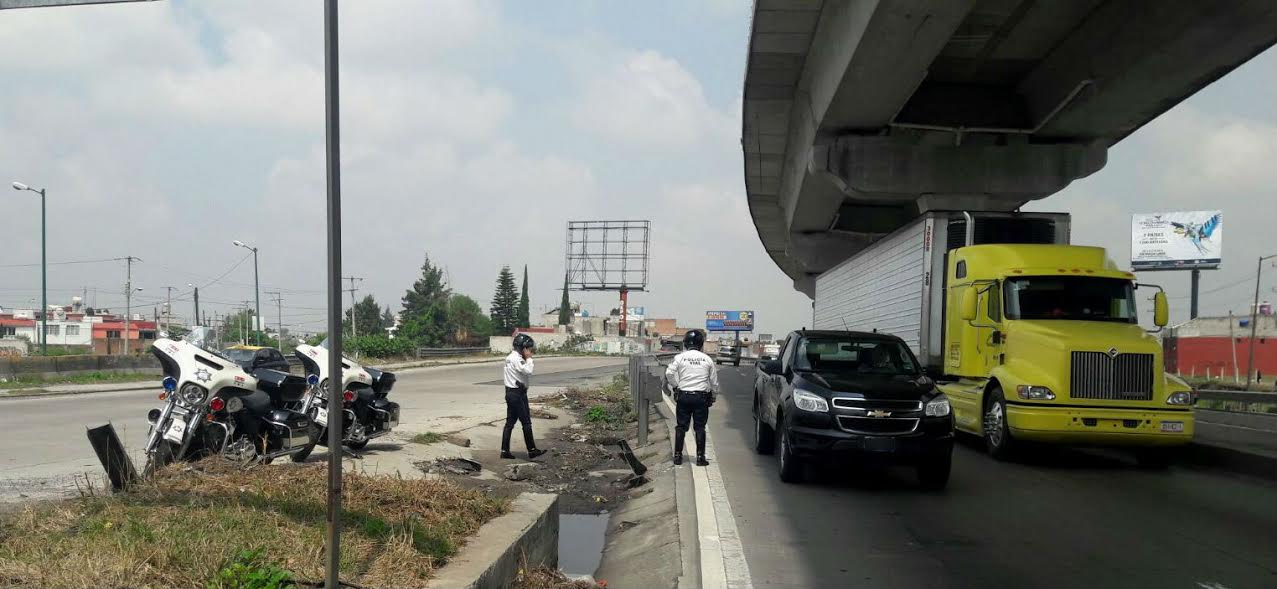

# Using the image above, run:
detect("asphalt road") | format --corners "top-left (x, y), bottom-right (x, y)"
top-left (0, 356), bottom-right (626, 501)
top-left (709, 366), bottom-right (1277, 589)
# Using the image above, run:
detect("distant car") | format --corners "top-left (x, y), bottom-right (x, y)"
top-left (659, 340), bottom-right (683, 353)
top-left (752, 330), bottom-right (954, 489)
top-left (760, 343), bottom-right (781, 361)
top-left (222, 345), bottom-right (291, 374)
top-left (716, 342), bottom-right (741, 367)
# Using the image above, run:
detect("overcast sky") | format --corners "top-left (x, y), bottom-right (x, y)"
top-left (1, 1), bottom-right (1274, 337)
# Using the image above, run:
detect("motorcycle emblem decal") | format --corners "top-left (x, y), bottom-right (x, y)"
top-left (308, 349), bottom-right (319, 357)
top-left (165, 344), bottom-right (180, 354)
top-left (868, 410), bottom-right (892, 418)
top-left (1108, 347), bottom-right (1119, 358)
top-left (233, 376), bottom-right (246, 384)
top-left (194, 368), bottom-right (212, 383)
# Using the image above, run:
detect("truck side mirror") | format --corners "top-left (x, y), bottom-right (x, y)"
top-left (960, 288), bottom-right (978, 322)
top-left (1153, 291), bottom-right (1169, 328)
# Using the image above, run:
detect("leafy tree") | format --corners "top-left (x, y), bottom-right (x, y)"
top-left (305, 333), bottom-right (327, 346)
top-left (447, 294), bottom-right (491, 345)
top-left (518, 265), bottom-right (531, 329)
top-left (381, 307), bottom-right (396, 329)
top-left (490, 266), bottom-right (520, 336)
top-left (344, 294), bottom-right (384, 337)
top-left (223, 309), bottom-right (269, 346)
top-left (400, 255), bottom-right (453, 346)
top-left (557, 273), bottom-right (572, 326)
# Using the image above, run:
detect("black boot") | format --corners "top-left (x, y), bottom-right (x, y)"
top-left (501, 426), bottom-right (515, 459)
top-left (695, 431), bottom-right (709, 466)
top-left (522, 426), bottom-right (539, 457)
top-left (674, 426), bottom-right (686, 465)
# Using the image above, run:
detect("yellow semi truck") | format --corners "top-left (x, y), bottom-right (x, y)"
top-left (812, 211), bottom-right (1194, 464)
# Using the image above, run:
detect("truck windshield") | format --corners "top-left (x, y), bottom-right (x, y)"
top-left (1004, 277), bottom-right (1137, 322)
top-left (794, 338), bottom-right (919, 375)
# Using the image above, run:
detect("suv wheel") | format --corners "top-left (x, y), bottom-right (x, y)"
top-left (917, 453), bottom-right (952, 490)
top-left (753, 395), bottom-right (774, 455)
top-left (777, 423), bottom-right (804, 484)
top-left (983, 386), bottom-right (1016, 460)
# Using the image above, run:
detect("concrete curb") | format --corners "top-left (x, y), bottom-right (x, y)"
top-left (426, 493), bottom-right (560, 589)
top-left (0, 382), bottom-right (156, 399)
top-left (663, 392), bottom-right (754, 589)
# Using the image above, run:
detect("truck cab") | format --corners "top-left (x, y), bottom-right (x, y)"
top-left (938, 244), bottom-right (1195, 464)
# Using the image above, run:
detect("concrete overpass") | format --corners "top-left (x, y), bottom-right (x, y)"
top-left (743, 0), bottom-right (1277, 296)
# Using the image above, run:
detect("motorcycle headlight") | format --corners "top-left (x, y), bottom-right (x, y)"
top-left (1016, 385), bottom-right (1056, 401)
top-left (925, 396), bottom-right (951, 417)
top-left (1167, 391), bottom-right (1194, 405)
top-left (180, 383), bottom-right (207, 406)
top-left (792, 389), bottom-right (829, 413)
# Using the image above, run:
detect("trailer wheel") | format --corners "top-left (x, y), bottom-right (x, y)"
top-left (983, 386), bottom-right (1016, 461)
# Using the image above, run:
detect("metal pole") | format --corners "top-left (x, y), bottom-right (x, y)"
top-left (1230, 311), bottom-right (1240, 383)
top-left (323, 1), bottom-right (344, 586)
top-left (1190, 269), bottom-right (1200, 320)
top-left (164, 286), bottom-right (173, 333)
top-left (194, 287), bottom-right (200, 327)
top-left (1246, 255), bottom-right (1275, 389)
top-left (39, 188), bottom-right (46, 356)
top-left (124, 257), bottom-right (133, 356)
top-left (253, 248), bottom-right (261, 345)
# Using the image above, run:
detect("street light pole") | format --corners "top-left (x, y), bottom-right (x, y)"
top-left (1245, 253), bottom-right (1277, 389)
top-left (323, 1), bottom-right (345, 586)
top-left (233, 240), bottom-right (262, 345)
top-left (12, 182), bottom-right (47, 355)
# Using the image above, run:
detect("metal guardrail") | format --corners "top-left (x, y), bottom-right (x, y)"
top-left (1195, 389), bottom-right (1277, 404)
top-left (416, 347), bottom-right (488, 359)
top-left (629, 352), bottom-right (678, 446)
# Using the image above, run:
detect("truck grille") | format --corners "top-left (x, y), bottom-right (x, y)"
top-left (1070, 352), bottom-right (1154, 401)
top-left (836, 416), bottom-right (919, 436)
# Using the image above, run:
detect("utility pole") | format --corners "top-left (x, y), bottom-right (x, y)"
top-left (343, 276), bottom-right (363, 338)
top-left (242, 301), bottom-right (254, 345)
top-left (193, 286), bottom-right (201, 327)
top-left (1230, 310), bottom-right (1240, 383)
top-left (323, 2), bottom-right (346, 584)
top-left (163, 286), bottom-right (175, 333)
top-left (1246, 254), bottom-right (1277, 389)
top-left (123, 256), bottom-right (140, 355)
top-left (267, 291), bottom-right (283, 351)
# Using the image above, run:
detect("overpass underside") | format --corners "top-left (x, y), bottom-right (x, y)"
top-left (743, 0), bottom-right (1277, 295)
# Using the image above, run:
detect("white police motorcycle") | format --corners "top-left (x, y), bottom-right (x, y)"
top-left (144, 329), bottom-right (316, 473)
top-left (293, 338), bottom-right (399, 451)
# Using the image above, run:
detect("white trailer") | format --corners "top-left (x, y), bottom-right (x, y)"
top-left (812, 211), bottom-right (1071, 369)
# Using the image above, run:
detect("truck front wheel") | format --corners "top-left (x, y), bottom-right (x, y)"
top-left (983, 386), bottom-right (1016, 461)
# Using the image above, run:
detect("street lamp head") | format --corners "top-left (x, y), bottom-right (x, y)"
top-left (233, 240), bottom-right (245, 247)
top-left (12, 181), bottom-right (29, 191)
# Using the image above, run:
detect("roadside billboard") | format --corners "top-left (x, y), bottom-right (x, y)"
top-left (1131, 211), bottom-right (1222, 271)
top-left (706, 310), bottom-right (754, 332)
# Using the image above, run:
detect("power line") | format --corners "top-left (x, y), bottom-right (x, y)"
top-left (0, 256), bottom-right (131, 269)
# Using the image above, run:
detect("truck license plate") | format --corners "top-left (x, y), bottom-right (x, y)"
top-left (314, 408), bottom-right (328, 427)
top-left (1160, 421), bottom-right (1184, 433)
top-left (863, 436), bottom-right (897, 452)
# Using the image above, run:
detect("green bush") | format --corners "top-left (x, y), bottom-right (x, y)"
top-left (208, 549), bottom-right (293, 589)
top-left (584, 405), bottom-right (612, 424)
top-left (347, 335), bottom-right (416, 359)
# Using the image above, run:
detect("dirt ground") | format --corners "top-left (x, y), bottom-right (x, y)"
top-left (415, 376), bottom-right (652, 514)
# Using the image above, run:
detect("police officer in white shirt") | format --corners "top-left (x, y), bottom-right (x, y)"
top-left (502, 333), bottom-right (546, 459)
top-left (665, 330), bottom-right (719, 466)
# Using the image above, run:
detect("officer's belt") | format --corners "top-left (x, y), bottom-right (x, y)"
top-left (674, 388), bottom-right (710, 395)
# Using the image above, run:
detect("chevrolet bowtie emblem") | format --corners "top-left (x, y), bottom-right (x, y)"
top-left (867, 410), bottom-right (892, 418)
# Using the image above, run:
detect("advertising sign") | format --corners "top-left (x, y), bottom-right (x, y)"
top-left (706, 310), bottom-right (754, 332)
top-left (1131, 211), bottom-right (1222, 271)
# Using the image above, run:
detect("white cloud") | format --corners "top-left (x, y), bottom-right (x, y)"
top-left (574, 50), bottom-right (735, 151)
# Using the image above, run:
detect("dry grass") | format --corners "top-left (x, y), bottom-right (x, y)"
top-left (0, 459), bottom-right (507, 589)
top-left (514, 564), bottom-right (603, 589)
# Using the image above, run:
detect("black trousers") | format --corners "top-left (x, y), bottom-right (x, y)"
top-left (502, 385), bottom-right (537, 452)
top-left (675, 392), bottom-right (710, 433)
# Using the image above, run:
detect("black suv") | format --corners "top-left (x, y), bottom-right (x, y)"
top-left (222, 345), bottom-right (292, 374)
top-left (752, 330), bottom-right (954, 489)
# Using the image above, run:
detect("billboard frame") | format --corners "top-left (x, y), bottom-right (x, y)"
top-left (1130, 211), bottom-right (1223, 272)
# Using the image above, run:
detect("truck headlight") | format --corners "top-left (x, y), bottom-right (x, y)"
top-left (792, 389), bottom-right (829, 413)
top-left (925, 396), bottom-right (951, 417)
top-left (1016, 385), bottom-right (1056, 401)
top-left (1166, 391), bottom-right (1193, 405)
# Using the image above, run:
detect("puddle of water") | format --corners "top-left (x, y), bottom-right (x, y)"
top-left (558, 512), bottom-right (609, 577)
